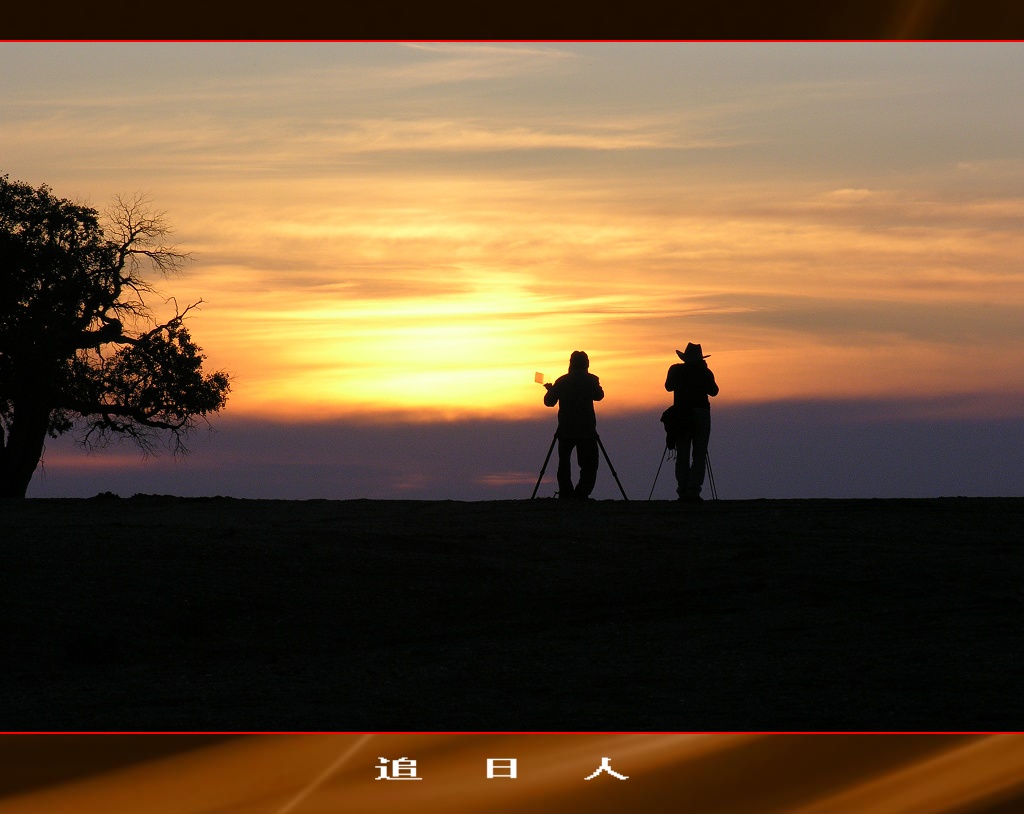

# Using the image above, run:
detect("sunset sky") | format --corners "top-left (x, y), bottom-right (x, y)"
top-left (4, 42), bottom-right (1024, 499)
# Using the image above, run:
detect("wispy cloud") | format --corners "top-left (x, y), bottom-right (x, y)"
top-left (389, 42), bottom-right (579, 86)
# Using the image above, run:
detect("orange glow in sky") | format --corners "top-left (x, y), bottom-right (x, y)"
top-left (5, 42), bottom-right (1024, 422)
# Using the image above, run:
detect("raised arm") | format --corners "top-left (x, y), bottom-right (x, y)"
top-left (706, 368), bottom-right (720, 397)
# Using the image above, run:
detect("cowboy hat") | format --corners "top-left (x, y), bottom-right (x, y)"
top-left (676, 343), bottom-right (710, 362)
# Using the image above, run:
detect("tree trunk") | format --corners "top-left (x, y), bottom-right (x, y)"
top-left (0, 402), bottom-right (51, 498)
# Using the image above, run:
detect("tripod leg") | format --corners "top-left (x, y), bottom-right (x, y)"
top-left (596, 435), bottom-right (629, 501)
top-left (706, 451), bottom-right (718, 500)
top-left (531, 431), bottom-right (559, 499)
top-left (648, 447), bottom-right (667, 501)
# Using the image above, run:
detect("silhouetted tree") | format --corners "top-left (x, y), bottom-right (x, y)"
top-left (0, 175), bottom-right (231, 498)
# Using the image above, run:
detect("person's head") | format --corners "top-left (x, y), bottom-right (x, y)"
top-left (569, 350), bottom-right (590, 371)
top-left (676, 343), bottom-right (709, 364)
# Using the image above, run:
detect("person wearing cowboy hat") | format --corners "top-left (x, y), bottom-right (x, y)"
top-left (664, 342), bottom-right (719, 502)
top-left (543, 350), bottom-right (605, 500)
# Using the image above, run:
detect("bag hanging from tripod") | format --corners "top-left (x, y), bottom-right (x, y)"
top-left (660, 405), bottom-right (690, 451)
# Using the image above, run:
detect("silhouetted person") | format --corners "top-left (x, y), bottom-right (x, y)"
top-left (543, 350), bottom-right (605, 500)
top-left (665, 343), bottom-right (719, 502)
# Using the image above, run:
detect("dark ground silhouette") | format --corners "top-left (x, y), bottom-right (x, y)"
top-left (2, 495), bottom-right (1022, 732)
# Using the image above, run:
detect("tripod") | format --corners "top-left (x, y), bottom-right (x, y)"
top-left (648, 447), bottom-right (719, 500)
top-left (531, 431), bottom-right (629, 500)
